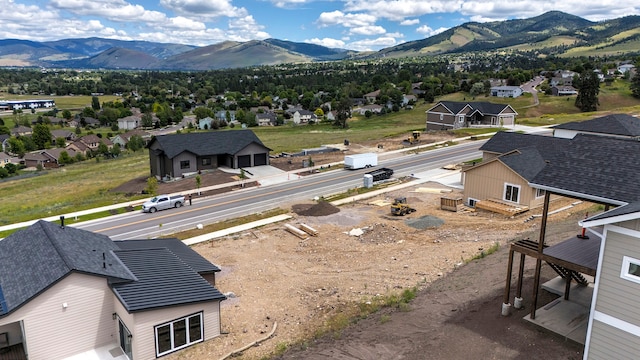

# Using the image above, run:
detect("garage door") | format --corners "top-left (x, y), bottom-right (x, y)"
top-left (237, 155), bottom-right (251, 168)
top-left (254, 153), bottom-right (267, 166)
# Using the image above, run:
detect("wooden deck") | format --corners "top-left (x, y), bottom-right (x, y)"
top-left (476, 198), bottom-right (529, 216)
top-left (0, 344), bottom-right (27, 360)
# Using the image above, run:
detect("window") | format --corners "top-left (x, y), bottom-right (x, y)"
top-left (155, 313), bottom-right (203, 357)
top-left (458, 115), bottom-right (465, 123)
top-left (180, 160), bottom-right (190, 169)
top-left (439, 113), bottom-right (444, 121)
top-left (118, 319), bottom-right (132, 360)
top-left (536, 188), bottom-right (546, 198)
top-left (504, 183), bottom-right (520, 203)
top-left (201, 157), bottom-right (211, 166)
top-left (621, 256), bottom-right (640, 284)
top-left (468, 198), bottom-right (478, 208)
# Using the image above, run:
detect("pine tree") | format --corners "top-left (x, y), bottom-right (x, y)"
top-left (574, 70), bottom-right (600, 112)
top-left (631, 71), bottom-right (640, 99)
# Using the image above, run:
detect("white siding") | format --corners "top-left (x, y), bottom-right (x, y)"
top-left (130, 301), bottom-right (222, 360)
top-left (0, 273), bottom-right (116, 360)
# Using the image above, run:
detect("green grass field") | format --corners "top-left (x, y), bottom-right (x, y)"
top-left (1, 85), bottom-right (639, 225)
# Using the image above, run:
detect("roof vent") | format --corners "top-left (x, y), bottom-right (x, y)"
top-left (60, 215), bottom-right (65, 229)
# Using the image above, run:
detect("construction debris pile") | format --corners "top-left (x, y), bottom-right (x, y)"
top-left (291, 201), bottom-right (340, 216)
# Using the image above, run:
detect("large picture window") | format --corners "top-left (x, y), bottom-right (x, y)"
top-left (621, 256), bottom-right (640, 284)
top-left (180, 160), bottom-right (190, 169)
top-left (504, 183), bottom-right (520, 203)
top-left (155, 313), bottom-right (203, 357)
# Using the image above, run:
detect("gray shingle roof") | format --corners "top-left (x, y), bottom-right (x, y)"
top-left (498, 147), bottom-right (548, 181)
top-left (482, 132), bottom-right (640, 205)
top-left (115, 239), bottom-right (220, 274)
top-left (436, 101), bottom-right (514, 116)
top-left (0, 220), bottom-right (136, 317)
top-left (479, 131), bottom-right (570, 156)
top-left (553, 114), bottom-right (640, 137)
top-left (585, 202), bottom-right (640, 223)
top-left (530, 134), bottom-right (640, 204)
top-left (467, 101), bottom-right (515, 115)
top-left (111, 248), bottom-right (225, 312)
top-left (149, 129), bottom-right (271, 159)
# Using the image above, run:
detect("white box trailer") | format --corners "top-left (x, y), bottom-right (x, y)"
top-left (344, 153), bottom-right (378, 169)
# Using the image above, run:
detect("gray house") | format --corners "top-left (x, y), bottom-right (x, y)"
top-left (0, 220), bottom-right (225, 360)
top-left (147, 129), bottom-right (271, 179)
top-left (425, 101), bottom-right (517, 131)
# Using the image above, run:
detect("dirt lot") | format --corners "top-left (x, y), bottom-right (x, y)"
top-left (113, 132), bottom-right (585, 360)
top-left (165, 180), bottom-right (589, 360)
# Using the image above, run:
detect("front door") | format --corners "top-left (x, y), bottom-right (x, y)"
top-left (119, 319), bottom-right (133, 359)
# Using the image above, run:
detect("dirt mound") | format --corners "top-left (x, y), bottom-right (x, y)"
top-left (292, 201), bottom-right (340, 216)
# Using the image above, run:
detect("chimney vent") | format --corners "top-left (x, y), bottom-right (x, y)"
top-left (60, 216), bottom-right (65, 228)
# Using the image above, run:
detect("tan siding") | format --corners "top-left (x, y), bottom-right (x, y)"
top-left (0, 273), bottom-right (116, 360)
top-left (131, 301), bottom-right (222, 360)
top-left (594, 230), bottom-right (640, 327)
top-left (463, 161), bottom-right (530, 206)
top-left (588, 320), bottom-right (640, 359)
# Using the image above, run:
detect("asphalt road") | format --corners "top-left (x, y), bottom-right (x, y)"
top-left (75, 140), bottom-right (485, 240)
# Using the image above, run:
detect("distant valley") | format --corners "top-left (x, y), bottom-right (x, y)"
top-left (0, 11), bottom-right (638, 71)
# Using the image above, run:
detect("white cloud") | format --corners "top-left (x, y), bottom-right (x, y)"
top-left (345, 0), bottom-right (459, 21)
top-left (316, 10), bottom-right (377, 28)
top-left (416, 25), bottom-right (448, 36)
top-left (271, 0), bottom-right (310, 8)
top-left (159, 0), bottom-right (242, 18)
top-left (349, 25), bottom-right (387, 36)
top-left (400, 19), bottom-right (420, 26)
top-left (347, 36), bottom-right (398, 51)
top-left (226, 15), bottom-right (271, 41)
top-left (305, 37), bottom-right (346, 48)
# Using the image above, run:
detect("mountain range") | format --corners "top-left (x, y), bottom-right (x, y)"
top-left (0, 11), bottom-right (638, 71)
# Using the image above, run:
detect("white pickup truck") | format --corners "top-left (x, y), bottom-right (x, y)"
top-left (141, 194), bottom-right (185, 213)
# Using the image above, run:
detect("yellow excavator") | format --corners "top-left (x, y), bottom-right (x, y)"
top-left (404, 131), bottom-right (421, 145)
top-left (390, 197), bottom-right (416, 216)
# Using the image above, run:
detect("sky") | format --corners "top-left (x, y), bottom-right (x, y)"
top-left (1, 0), bottom-right (638, 51)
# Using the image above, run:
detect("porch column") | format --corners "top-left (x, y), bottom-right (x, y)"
top-left (530, 191), bottom-right (551, 319)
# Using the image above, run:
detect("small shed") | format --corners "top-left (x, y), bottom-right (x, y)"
top-left (440, 196), bottom-right (463, 212)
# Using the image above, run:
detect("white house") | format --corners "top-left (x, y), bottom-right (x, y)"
top-left (0, 220), bottom-right (225, 360)
top-left (490, 86), bottom-right (523, 98)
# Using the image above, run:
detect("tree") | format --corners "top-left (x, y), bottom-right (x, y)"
top-left (333, 97), bottom-right (351, 129)
top-left (55, 137), bottom-right (66, 148)
top-left (470, 82), bottom-right (485, 96)
top-left (193, 107), bottom-right (213, 120)
top-left (141, 113), bottom-right (154, 128)
top-left (195, 175), bottom-right (201, 195)
top-left (631, 71), bottom-right (640, 99)
top-left (91, 96), bottom-right (101, 110)
top-left (32, 124), bottom-right (52, 149)
top-left (127, 135), bottom-right (145, 152)
top-left (58, 151), bottom-right (73, 165)
top-left (0, 167), bottom-right (8, 179)
top-left (145, 176), bottom-right (158, 195)
top-left (574, 70), bottom-right (600, 112)
top-left (110, 143), bottom-right (121, 158)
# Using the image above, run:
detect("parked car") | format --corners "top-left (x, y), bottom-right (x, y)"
top-left (141, 194), bottom-right (185, 213)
